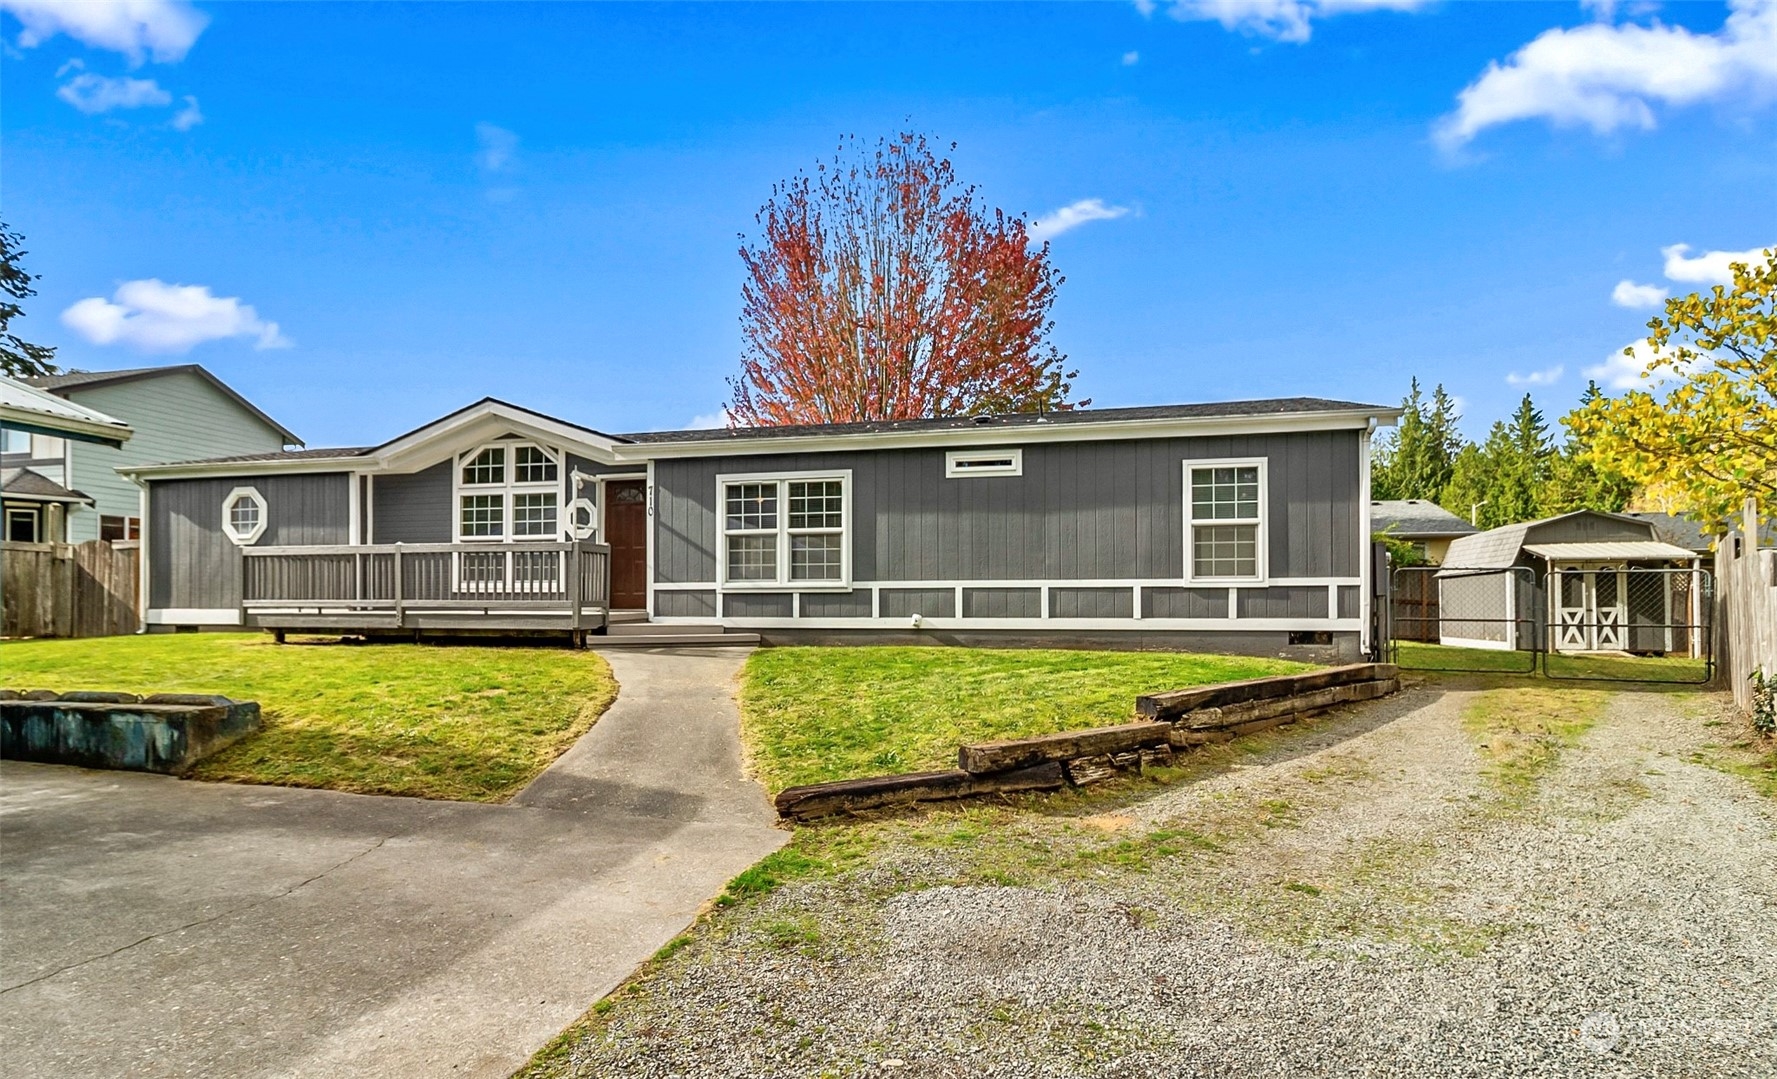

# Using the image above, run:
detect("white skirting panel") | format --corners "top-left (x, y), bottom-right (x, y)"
top-left (145, 608), bottom-right (243, 626)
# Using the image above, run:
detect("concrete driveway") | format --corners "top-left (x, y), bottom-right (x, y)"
top-left (0, 648), bottom-right (786, 1079)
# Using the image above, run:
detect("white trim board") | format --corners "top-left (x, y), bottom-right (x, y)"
top-left (647, 615), bottom-right (1363, 632)
top-left (145, 608), bottom-right (243, 626)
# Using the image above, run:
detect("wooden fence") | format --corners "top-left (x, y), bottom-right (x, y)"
top-left (1716, 499), bottom-right (1777, 712)
top-left (1, 540), bottom-right (140, 639)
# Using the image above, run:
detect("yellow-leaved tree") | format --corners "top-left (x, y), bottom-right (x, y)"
top-left (1569, 248), bottom-right (1776, 534)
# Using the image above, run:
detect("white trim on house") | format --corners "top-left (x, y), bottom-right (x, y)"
top-left (146, 607), bottom-right (243, 626)
top-left (373, 400), bottom-right (625, 470)
top-left (647, 615), bottom-right (1364, 633)
top-left (945, 448), bottom-right (1022, 477)
top-left (221, 486), bottom-right (268, 546)
top-left (1358, 417), bottom-right (1375, 654)
top-left (1184, 457), bottom-right (1267, 584)
top-left (715, 468), bottom-right (854, 592)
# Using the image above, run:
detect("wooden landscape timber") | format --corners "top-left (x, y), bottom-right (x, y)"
top-left (772, 665), bottom-right (1403, 820)
top-left (773, 762), bottom-right (1065, 821)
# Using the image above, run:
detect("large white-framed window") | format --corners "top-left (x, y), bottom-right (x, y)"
top-left (1186, 459), bottom-right (1266, 582)
top-left (222, 486), bottom-right (268, 546)
top-left (717, 470), bottom-right (851, 590)
top-left (452, 441), bottom-right (562, 542)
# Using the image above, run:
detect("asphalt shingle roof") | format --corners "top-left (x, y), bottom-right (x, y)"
top-left (620, 397), bottom-right (1386, 443)
top-left (1, 467), bottom-right (92, 503)
top-left (1371, 499), bottom-right (1478, 538)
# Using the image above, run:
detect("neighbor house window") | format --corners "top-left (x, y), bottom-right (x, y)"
top-left (6, 506), bottom-right (40, 543)
top-left (222, 487), bottom-right (268, 546)
top-left (1188, 461), bottom-right (1264, 580)
top-left (100, 515), bottom-right (141, 541)
top-left (1, 429), bottom-right (29, 455)
top-left (719, 471), bottom-right (850, 587)
top-left (455, 442), bottom-right (561, 542)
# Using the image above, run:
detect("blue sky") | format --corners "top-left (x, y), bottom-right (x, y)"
top-left (3, 0), bottom-right (1774, 447)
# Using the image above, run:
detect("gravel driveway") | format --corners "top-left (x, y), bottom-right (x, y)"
top-left (530, 682), bottom-right (1777, 1078)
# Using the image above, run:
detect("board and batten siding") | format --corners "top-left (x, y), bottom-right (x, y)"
top-left (650, 430), bottom-right (1361, 587)
top-left (372, 461), bottom-right (451, 544)
top-left (148, 473), bottom-right (350, 610)
top-left (62, 371), bottom-right (292, 544)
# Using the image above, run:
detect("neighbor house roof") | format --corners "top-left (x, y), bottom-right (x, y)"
top-left (0, 375), bottom-right (133, 448)
top-left (1371, 499), bottom-right (1478, 539)
top-left (25, 364), bottom-right (302, 446)
top-left (622, 397), bottom-right (1387, 444)
top-left (2, 467), bottom-right (94, 505)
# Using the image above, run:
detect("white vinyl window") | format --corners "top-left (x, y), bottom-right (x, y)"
top-left (455, 441), bottom-right (562, 542)
top-left (945, 448), bottom-right (1023, 478)
top-left (719, 471), bottom-right (850, 588)
top-left (1187, 460), bottom-right (1265, 581)
top-left (221, 486), bottom-right (268, 546)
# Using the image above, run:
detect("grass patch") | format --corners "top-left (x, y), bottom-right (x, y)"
top-left (0, 633), bottom-right (617, 802)
top-left (738, 646), bottom-right (1312, 792)
top-left (1541, 651), bottom-right (1711, 684)
top-left (1462, 684), bottom-right (1610, 803)
top-left (1395, 641), bottom-right (1538, 674)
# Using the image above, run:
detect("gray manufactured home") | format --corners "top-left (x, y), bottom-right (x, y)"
top-left (122, 396), bottom-right (1398, 659)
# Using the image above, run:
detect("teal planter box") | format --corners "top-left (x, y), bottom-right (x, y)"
top-left (0, 692), bottom-right (260, 774)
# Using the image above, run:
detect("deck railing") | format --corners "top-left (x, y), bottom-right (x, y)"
top-left (240, 541), bottom-right (610, 626)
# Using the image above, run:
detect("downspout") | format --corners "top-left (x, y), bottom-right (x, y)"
top-left (1359, 416), bottom-right (1378, 660)
top-left (131, 474), bottom-right (150, 633)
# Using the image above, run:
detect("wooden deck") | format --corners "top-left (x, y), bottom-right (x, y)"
top-left (240, 541), bottom-right (611, 639)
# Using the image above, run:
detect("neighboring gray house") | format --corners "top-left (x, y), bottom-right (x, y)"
top-left (12, 365), bottom-right (301, 544)
top-left (1436, 509), bottom-right (1702, 654)
top-left (121, 395), bottom-right (1398, 659)
top-left (1622, 510), bottom-right (1777, 556)
top-left (1371, 499), bottom-right (1477, 565)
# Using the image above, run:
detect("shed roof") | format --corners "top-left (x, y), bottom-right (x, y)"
top-left (1, 467), bottom-right (93, 504)
top-left (25, 364), bottom-right (302, 446)
top-left (1371, 499), bottom-right (1478, 538)
top-left (1440, 509), bottom-right (1658, 569)
top-left (1522, 541), bottom-right (1698, 562)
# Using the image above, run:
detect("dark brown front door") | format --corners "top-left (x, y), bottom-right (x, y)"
top-left (605, 480), bottom-right (648, 610)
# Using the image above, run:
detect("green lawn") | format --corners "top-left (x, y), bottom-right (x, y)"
top-left (1, 634), bottom-right (617, 802)
top-left (738, 646), bottom-right (1314, 793)
top-left (1393, 641), bottom-right (1538, 674)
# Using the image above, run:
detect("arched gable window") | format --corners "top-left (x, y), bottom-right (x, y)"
top-left (455, 441), bottom-right (561, 541)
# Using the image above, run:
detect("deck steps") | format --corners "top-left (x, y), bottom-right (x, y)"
top-left (594, 623), bottom-right (759, 648)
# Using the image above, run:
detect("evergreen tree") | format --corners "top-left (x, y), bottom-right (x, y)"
top-left (1546, 381), bottom-right (1634, 515)
top-left (1372, 378), bottom-right (1461, 501)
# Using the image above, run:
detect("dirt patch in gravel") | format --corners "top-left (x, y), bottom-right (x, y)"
top-left (520, 682), bottom-right (1777, 1079)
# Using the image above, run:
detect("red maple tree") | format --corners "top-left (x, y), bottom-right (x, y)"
top-left (729, 132), bottom-right (1082, 426)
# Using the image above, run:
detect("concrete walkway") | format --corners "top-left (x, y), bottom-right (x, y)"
top-left (0, 647), bottom-right (784, 1079)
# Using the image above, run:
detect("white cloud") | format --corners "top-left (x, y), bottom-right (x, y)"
top-left (686, 408), bottom-right (734, 430)
top-left (476, 123), bottom-right (518, 173)
top-left (1028, 198), bottom-right (1130, 242)
top-left (61, 279), bottom-right (291, 354)
top-left (1122, 50), bottom-right (1140, 65)
top-left (1, 0), bottom-right (208, 65)
top-left (1435, 0), bottom-right (1777, 150)
top-left (55, 71), bottom-right (170, 113)
top-left (1506, 365), bottom-right (1564, 387)
top-left (170, 93), bottom-right (201, 130)
top-left (1611, 279), bottom-right (1667, 308)
top-left (1585, 338), bottom-right (1699, 389)
top-left (1660, 242), bottom-right (1773, 284)
top-left (1155, 0), bottom-right (1430, 45)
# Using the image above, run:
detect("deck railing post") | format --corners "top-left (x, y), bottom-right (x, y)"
top-left (393, 543), bottom-right (405, 628)
top-left (566, 543), bottom-right (583, 631)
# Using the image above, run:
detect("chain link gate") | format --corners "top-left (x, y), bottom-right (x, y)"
top-left (1386, 562), bottom-right (1714, 684)
top-left (1387, 565), bottom-right (1540, 674)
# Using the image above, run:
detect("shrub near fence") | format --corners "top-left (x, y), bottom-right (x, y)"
top-left (1717, 499), bottom-right (1777, 714)
top-left (1, 540), bottom-right (140, 639)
